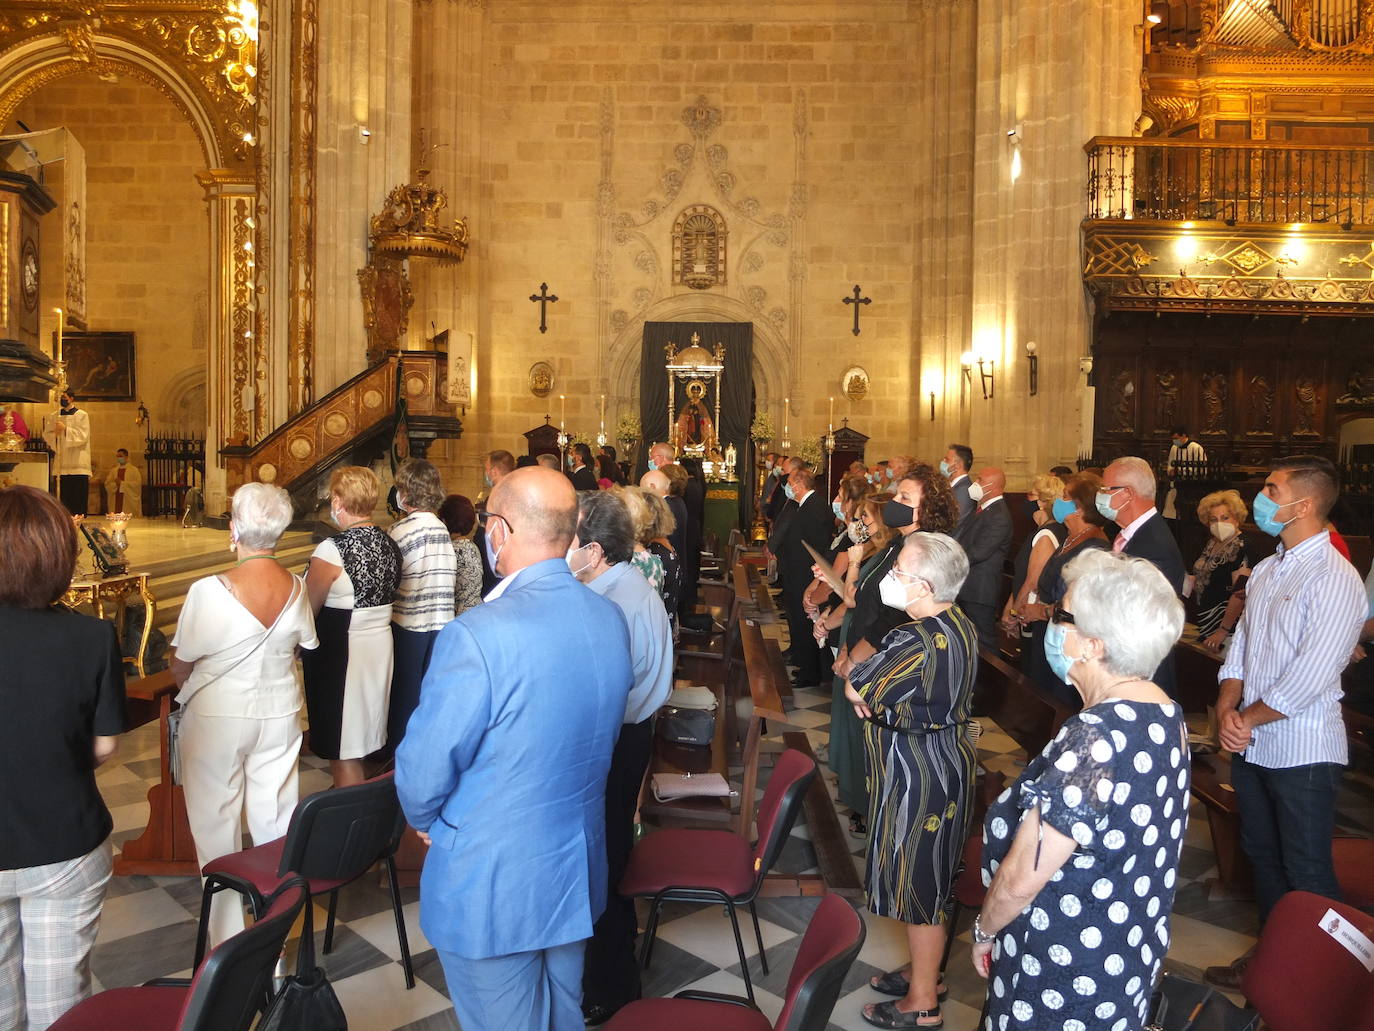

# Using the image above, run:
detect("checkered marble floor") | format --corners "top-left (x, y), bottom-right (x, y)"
top-left (89, 613), bottom-right (1374, 1031)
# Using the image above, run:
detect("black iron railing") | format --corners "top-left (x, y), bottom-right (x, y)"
top-left (1085, 137), bottom-right (1374, 226)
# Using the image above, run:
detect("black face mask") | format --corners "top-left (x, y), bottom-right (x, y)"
top-left (883, 498), bottom-right (914, 529)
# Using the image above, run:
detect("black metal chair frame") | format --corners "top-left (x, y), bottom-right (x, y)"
top-left (636, 758), bottom-right (816, 1004)
top-left (192, 775), bottom-right (414, 989)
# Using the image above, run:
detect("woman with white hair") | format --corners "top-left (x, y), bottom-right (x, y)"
top-left (844, 532), bottom-right (978, 1029)
top-left (974, 549), bottom-right (1188, 1031)
top-left (170, 482), bottom-right (318, 947)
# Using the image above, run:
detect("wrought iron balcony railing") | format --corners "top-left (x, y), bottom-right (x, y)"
top-left (1085, 137), bottom-right (1374, 227)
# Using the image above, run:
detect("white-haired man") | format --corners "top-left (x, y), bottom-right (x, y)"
top-left (1096, 456), bottom-right (1186, 697)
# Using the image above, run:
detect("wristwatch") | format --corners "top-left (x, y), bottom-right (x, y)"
top-left (972, 914), bottom-right (996, 945)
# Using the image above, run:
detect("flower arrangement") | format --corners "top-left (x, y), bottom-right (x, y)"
top-left (749, 412), bottom-right (774, 443)
top-left (795, 437), bottom-right (823, 469)
top-left (616, 411), bottom-right (641, 443)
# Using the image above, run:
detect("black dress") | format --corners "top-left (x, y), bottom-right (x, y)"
top-left (1027, 535), bottom-right (1109, 710)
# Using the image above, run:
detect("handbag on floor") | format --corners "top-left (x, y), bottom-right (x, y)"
top-left (1145, 973), bottom-right (1260, 1031)
top-left (259, 879), bottom-right (348, 1031)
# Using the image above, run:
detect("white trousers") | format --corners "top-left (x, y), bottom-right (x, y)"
top-left (0, 840), bottom-right (112, 1031)
top-left (179, 711), bottom-right (301, 946)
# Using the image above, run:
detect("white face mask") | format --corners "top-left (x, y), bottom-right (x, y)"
top-left (1209, 520), bottom-right (1237, 543)
top-left (566, 540), bottom-right (594, 579)
top-left (967, 482), bottom-right (985, 503)
top-left (879, 569), bottom-right (923, 611)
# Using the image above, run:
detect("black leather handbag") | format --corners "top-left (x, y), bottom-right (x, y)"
top-left (1145, 973), bottom-right (1260, 1031)
top-left (259, 881), bottom-right (348, 1031)
top-left (656, 706), bottom-right (716, 747)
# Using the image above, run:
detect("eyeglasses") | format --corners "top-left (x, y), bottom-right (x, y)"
top-left (476, 510), bottom-right (509, 531)
top-left (1052, 609), bottom-right (1077, 627)
top-left (890, 568), bottom-right (929, 589)
top-left (1102, 485), bottom-right (1130, 494)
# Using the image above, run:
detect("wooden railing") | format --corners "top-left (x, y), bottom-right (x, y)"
top-left (1085, 137), bottom-right (1374, 226)
top-left (221, 351), bottom-right (454, 502)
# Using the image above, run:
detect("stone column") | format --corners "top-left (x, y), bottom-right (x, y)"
top-left (197, 171), bottom-right (257, 514)
top-left (406, 0), bottom-right (484, 477)
top-left (964, 0), bottom-right (1139, 482)
top-left (313, 0), bottom-right (415, 397)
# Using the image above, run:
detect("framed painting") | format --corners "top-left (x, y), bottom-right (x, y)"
top-left (59, 331), bottom-right (136, 402)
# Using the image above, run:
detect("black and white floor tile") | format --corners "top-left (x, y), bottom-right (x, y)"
top-left (87, 615), bottom-right (1374, 1030)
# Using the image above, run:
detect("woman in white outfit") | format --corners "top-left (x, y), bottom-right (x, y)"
top-left (171, 482), bottom-right (318, 946)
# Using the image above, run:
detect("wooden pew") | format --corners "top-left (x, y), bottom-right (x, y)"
top-left (737, 620), bottom-right (789, 838)
top-left (1174, 639), bottom-right (1222, 716)
top-left (115, 669), bottom-right (199, 876)
top-left (780, 731), bottom-right (864, 899)
top-left (972, 648), bottom-right (1072, 761)
top-left (1189, 751), bottom-right (1252, 898)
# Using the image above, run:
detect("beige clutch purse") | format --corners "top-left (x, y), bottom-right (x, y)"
top-left (650, 772), bottom-right (734, 802)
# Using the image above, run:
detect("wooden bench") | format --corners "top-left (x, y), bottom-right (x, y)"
top-left (779, 731), bottom-right (864, 899)
top-left (1189, 752), bottom-right (1253, 898)
top-left (1174, 639), bottom-right (1222, 716)
top-left (972, 648), bottom-right (1072, 761)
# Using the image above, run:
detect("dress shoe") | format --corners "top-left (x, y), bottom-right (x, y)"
top-left (1202, 950), bottom-right (1251, 991)
top-left (583, 1003), bottom-right (618, 1026)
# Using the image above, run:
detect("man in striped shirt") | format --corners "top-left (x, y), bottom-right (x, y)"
top-left (1205, 455), bottom-right (1364, 989)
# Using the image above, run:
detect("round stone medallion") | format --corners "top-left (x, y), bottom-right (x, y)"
top-left (362, 388), bottom-right (383, 409)
top-left (288, 436), bottom-right (313, 461)
top-left (323, 412), bottom-right (350, 437)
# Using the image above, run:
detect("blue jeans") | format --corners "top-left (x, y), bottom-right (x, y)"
top-left (1230, 754), bottom-right (1344, 925)
top-left (438, 940), bottom-right (585, 1031)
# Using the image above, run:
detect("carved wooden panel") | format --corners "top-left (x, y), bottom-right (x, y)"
top-left (1092, 312), bottom-right (1366, 463)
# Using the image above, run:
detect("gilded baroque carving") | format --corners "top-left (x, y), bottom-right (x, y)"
top-left (671, 204), bottom-right (726, 290)
top-left (0, 1), bottom-right (260, 170)
top-left (289, 0), bottom-right (319, 414)
top-left (230, 197), bottom-right (254, 440)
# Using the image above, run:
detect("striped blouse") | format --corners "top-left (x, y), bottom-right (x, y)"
top-left (388, 511), bottom-right (458, 633)
top-left (1218, 529), bottom-right (1364, 768)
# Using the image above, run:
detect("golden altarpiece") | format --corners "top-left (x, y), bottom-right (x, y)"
top-left (664, 332), bottom-right (724, 462)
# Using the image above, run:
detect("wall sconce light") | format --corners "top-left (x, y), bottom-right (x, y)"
top-left (135, 401), bottom-right (150, 427)
top-left (1025, 341), bottom-right (1038, 396)
top-left (358, 125), bottom-right (372, 144)
top-left (960, 351), bottom-right (975, 394)
top-left (929, 390), bottom-right (936, 422)
top-left (977, 357), bottom-right (995, 400)
top-left (1146, 2), bottom-right (1166, 25)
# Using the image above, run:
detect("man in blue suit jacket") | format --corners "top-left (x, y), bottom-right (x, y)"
top-left (397, 467), bottom-right (634, 1031)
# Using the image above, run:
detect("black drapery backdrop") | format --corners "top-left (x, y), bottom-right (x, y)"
top-left (639, 321), bottom-right (755, 531)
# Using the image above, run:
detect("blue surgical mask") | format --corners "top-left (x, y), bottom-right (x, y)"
top-left (1252, 491), bottom-right (1307, 537)
top-left (832, 500), bottom-right (844, 521)
top-left (1052, 498), bottom-right (1076, 523)
top-left (647, 459), bottom-right (658, 472)
top-left (939, 460), bottom-right (951, 477)
top-left (1095, 489), bottom-right (1122, 523)
top-left (483, 471), bottom-right (494, 488)
top-left (783, 483), bottom-right (796, 501)
top-left (1043, 620), bottom-right (1077, 685)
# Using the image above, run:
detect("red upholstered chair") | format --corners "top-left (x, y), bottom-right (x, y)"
top-left (1241, 890), bottom-right (1374, 1031)
top-left (620, 748), bottom-right (817, 1003)
top-left (937, 824), bottom-right (989, 975)
top-left (193, 771), bottom-right (414, 988)
top-left (605, 892), bottom-right (865, 1031)
top-left (50, 876), bottom-right (308, 1031)
top-left (1334, 836), bottom-right (1374, 911)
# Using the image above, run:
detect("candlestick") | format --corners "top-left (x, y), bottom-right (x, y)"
top-left (54, 307), bottom-right (64, 364)
top-left (560, 394), bottom-right (566, 428)
top-left (783, 397), bottom-right (789, 435)
top-left (828, 396), bottom-right (834, 431)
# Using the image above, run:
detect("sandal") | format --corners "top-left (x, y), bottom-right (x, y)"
top-left (848, 812), bottom-right (868, 836)
top-left (861, 1000), bottom-right (943, 1029)
top-left (870, 970), bottom-right (947, 1001)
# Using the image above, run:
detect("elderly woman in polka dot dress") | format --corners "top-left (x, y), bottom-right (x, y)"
top-left (974, 549), bottom-right (1190, 1031)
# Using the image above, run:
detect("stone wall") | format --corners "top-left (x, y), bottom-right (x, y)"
top-left (16, 72), bottom-right (209, 512)
top-left (399, 0), bottom-right (1140, 499)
